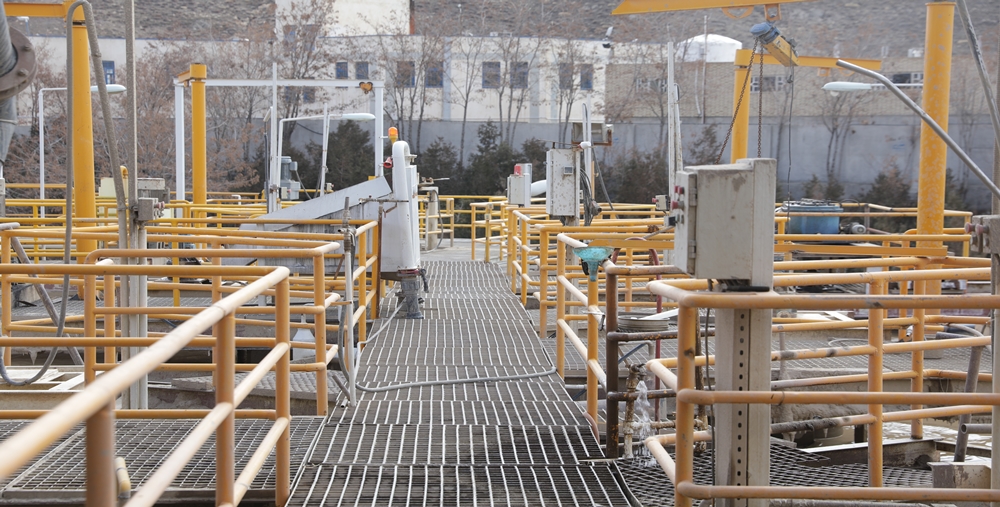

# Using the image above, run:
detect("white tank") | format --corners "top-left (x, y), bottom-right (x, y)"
top-left (679, 34), bottom-right (742, 63)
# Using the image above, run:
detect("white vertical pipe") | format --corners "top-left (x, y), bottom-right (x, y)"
top-left (174, 83), bottom-right (185, 217)
top-left (375, 84), bottom-right (384, 178)
top-left (37, 89), bottom-right (45, 217)
top-left (584, 99), bottom-right (593, 193)
top-left (320, 103), bottom-right (330, 194)
top-left (268, 62), bottom-right (279, 212)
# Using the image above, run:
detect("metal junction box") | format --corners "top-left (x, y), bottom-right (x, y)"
top-left (672, 159), bottom-right (776, 283)
top-left (506, 163), bottom-right (532, 206)
top-left (546, 149), bottom-right (579, 217)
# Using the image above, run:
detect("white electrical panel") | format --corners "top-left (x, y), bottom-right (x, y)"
top-left (671, 159), bottom-right (776, 283)
top-left (546, 149), bottom-right (579, 217)
top-left (506, 163), bottom-right (532, 206)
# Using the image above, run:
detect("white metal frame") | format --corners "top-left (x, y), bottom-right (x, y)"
top-left (173, 74), bottom-right (385, 212)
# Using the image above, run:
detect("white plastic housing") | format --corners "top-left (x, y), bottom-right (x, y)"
top-left (382, 141), bottom-right (421, 272)
top-left (506, 163), bottom-right (532, 206)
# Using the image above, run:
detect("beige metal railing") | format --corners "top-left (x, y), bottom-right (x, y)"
top-left (0, 261), bottom-right (295, 507)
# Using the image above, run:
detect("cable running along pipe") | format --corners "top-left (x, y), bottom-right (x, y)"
top-left (0, 1), bottom-right (129, 387)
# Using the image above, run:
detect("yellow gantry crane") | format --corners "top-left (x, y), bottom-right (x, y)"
top-left (612, 0), bottom-right (955, 259)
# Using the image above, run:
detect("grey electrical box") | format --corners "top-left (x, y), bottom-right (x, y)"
top-left (279, 156), bottom-right (300, 200)
top-left (672, 159), bottom-right (776, 282)
top-left (506, 163), bottom-right (532, 206)
top-left (545, 149), bottom-right (579, 217)
top-left (137, 178), bottom-right (168, 204)
top-left (571, 122), bottom-right (614, 146)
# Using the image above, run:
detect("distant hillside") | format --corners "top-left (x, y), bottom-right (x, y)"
top-left (10, 0), bottom-right (998, 59)
top-left (415, 0), bottom-right (1000, 59)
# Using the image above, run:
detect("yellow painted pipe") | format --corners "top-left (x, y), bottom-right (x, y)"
top-left (730, 50), bottom-right (754, 163)
top-left (71, 8), bottom-right (97, 255)
top-left (916, 2), bottom-right (955, 248)
top-left (190, 63), bottom-right (208, 207)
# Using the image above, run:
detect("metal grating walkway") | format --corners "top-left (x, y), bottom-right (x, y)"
top-left (0, 417), bottom-right (324, 503)
top-left (286, 260), bottom-right (632, 506)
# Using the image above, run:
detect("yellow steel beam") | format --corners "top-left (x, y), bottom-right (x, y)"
top-left (612, 0), bottom-right (813, 16)
top-left (4, 2), bottom-right (72, 18)
top-left (734, 49), bottom-right (881, 70)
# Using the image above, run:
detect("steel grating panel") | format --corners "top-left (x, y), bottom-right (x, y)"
top-left (617, 443), bottom-right (932, 507)
top-left (174, 370), bottom-right (347, 399)
top-left (308, 425), bottom-right (603, 466)
top-left (3, 417), bottom-right (323, 496)
top-left (420, 298), bottom-right (530, 321)
top-left (368, 319), bottom-right (545, 352)
top-left (360, 347), bottom-right (553, 367)
top-left (327, 400), bottom-right (587, 427)
top-left (343, 378), bottom-right (570, 403)
top-left (355, 366), bottom-right (560, 386)
top-left (287, 464), bottom-right (631, 507)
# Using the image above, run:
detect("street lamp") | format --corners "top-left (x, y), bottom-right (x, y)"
top-left (39, 84), bottom-right (126, 217)
top-left (821, 81), bottom-right (922, 96)
top-left (274, 109), bottom-right (375, 202)
top-left (831, 60), bottom-right (1000, 201)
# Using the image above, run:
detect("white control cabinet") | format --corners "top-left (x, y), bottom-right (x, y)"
top-left (545, 149), bottom-right (579, 217)
top-left (671, 159), bottom-right (776, 283)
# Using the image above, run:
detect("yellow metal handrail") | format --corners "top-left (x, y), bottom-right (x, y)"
top-left (0, 262), bottom-right (294, 506)
top-left (643, 267), bottom-right (1000, 507)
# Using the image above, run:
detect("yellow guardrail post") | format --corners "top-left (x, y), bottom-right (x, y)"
top-left (85, 401), bottom-right (115, 507)
top-left (868, 279), bottom-right (884, 488)
top-left (84, 268), bottom-right (98, 383)
top-left (2, 230), bottom-right (10, 366)
top-left (275, 278), bottom-right (291, 506)
top-left (586, 266), bottom-right (600, 421)
top-left (911, 279), bottom-right (926, 440)
top-left (675, 304), bottom-right (698, 507)
top-left (215, 312), bottom-right (236, 506)
top-left (555, 239), bottom-right (566, 377)
top-left (520, 215), bottom-right (530, 306)
top-left (313, 252), bottom-right (328, 416)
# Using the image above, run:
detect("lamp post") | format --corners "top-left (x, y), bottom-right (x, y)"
top-left (821, 81), bottom-right (922, 95)
top-left (39, 83), bottom-right (126, 217)
top-left (274, 111), bottom-right (375, 203)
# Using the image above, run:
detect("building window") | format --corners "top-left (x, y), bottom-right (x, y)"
top-left (355, 62), bottom-right (370, 80)
top-left (891, 72), bottom-right (923, 84)
top-left (303, 87), bottom-right (316, 103)
top-left (751, 75), bottom-right (785, 92)
top-left (482, 61), bottom-right (501, 88)
top-left (579, 64), bottom-right (593, 91)
top-left (396, 61), bottom-right (415, 88)
top-left (634, 77), bottom-right (669, 93)
top-left (425, 61), bottom-right (444, 88)
top-left (102, 60), bottom-right (115, 85)
top-left (558, 63), bottom-right (573, 90)
top-left (335, 62), bottom-right (349, 79)
top-left (511, 61), bottom-right (528, 89)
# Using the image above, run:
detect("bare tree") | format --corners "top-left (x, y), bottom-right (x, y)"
top-left (444, 36), bottom-right (487, 166)
top-left (276, 0), bottom-right (340, 137)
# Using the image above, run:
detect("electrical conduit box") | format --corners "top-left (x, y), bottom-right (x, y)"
top-left (545, 149), bottom-right (579, 217)
top-left (671, 159), bottom-right (776, 283)
top-left (506, 163), bottom-right (532, 206)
